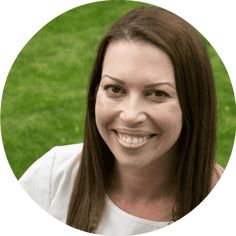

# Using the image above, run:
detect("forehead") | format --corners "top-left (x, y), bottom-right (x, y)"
top-left (102, 40), bottom-right (175, 85)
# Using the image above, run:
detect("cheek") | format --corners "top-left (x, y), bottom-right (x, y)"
top-left (95, 90), bottom-right (117, 128)
top-left (95, 91), bottom-right (105, 126)
top-left (152, 102), bottom-right (182, 133)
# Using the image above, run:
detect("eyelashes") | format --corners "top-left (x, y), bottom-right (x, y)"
top-left (103, 84), bottom-right (170, 101)
top-left (145, 89), bottom-right (170, 99)
top-left (103, 84), bottom-right (124, 95)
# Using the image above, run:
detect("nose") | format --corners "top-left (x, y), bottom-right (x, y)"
top-left (119, 95), bottom-right (147, 125)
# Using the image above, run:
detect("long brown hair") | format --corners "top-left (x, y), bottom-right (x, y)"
top-left (66, 6), bottom-right (216, 232)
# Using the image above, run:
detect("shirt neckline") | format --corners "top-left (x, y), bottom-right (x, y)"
top-left (105, 195), bottom-right (169, 227)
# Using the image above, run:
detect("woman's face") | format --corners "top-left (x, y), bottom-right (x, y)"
top-left (95, 40), bottom-right (182, 168)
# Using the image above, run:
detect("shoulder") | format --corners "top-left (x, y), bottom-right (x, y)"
top-left (20, 143), bottom-right (83, 181)
top-left (49, 143), bottom-right (83, 193)
top-left (211, 163), bottom-right (224, 189)
top-left (54, 143), bottom-right (83, 157)
top-left (52, 143), bottom-right (83, 170)
top-left (19, 143), bottom-right (83, 210)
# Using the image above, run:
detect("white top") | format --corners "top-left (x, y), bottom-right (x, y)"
top-left (19, 143), bottom-right (169, 235)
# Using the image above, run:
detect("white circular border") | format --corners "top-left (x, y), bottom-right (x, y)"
top-left (0, 0), bottom-right (235, 235)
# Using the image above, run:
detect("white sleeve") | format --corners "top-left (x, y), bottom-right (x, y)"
top-left (19, 146), bottom-right (58, 211)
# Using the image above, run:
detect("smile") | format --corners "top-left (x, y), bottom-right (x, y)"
top-left (112, 130), bottom-right (157, 149)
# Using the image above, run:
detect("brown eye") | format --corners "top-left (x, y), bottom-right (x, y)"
top-left (103, 84), bottom-right (125, 97)
top-left (153, 90), bottom-right (169, 97)
top-left (109, 85), bottom-right (122, 94)
top-left (145, 89), bottom-right (169, 101)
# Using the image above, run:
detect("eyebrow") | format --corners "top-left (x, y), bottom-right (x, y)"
top-left (102, 74), bottom-right (175, 89)
top-left (102, 74), bottom-right (125, 85)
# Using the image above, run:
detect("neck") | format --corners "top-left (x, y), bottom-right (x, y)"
top-left (108, 154), bottom-right (176, 203)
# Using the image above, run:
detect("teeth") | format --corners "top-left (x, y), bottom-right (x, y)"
top-left (118, 133), bottom-right (150, 145)
top-left (138, 137), bottom-right (143, 143)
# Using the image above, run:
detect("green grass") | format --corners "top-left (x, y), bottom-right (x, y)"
top-left (1, 1), bottom-right (235, 179)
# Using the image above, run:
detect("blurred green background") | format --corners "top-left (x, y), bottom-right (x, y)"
top-left (1, 1), bottom-right (235, 179)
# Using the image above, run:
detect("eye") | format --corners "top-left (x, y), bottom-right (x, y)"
top-left (146, 89), bottom-right (169, 101)
top-left (153, 90), bottom-right (169, 97)
top-left (103, 84), bottom-right (125, 97)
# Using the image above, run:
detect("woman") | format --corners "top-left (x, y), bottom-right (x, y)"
top-left (19, 6), bottom-right (223, 235)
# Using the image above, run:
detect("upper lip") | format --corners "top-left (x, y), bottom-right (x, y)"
top-left (112, 128), bottom-right (157, 137)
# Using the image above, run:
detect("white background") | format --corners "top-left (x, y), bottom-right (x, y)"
top-left (0, 0), bottom-right (235, 235)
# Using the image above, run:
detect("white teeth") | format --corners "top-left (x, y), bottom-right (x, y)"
top-left (126, 137), bottom-right (132, 144)
top-left (118, 132), bottom-right (150, 145)
top-left (133, 137), bottom-right (138, 144)
top-left (138, 137), bottom-right (143, 143)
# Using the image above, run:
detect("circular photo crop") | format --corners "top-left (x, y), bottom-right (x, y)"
top-left (1, 1), bottom-right (235, 236)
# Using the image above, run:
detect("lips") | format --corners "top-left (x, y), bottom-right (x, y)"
top-left (112, 129), bottom-right (157, 149)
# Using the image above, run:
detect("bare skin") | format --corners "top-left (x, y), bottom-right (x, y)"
top-left (107, 164), bottom-right (223, 222)
top-left (107, 161), bottom-right (176, 222)
top-left (95, 40), bottom-right (223, 222)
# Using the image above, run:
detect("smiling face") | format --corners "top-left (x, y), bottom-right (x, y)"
top-left (95, 40), bottom-right (182, 168)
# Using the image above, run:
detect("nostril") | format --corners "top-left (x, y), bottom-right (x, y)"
top-left (111, 129), bottom-right (117, 134)
top-left (119, 110), bottom-right (147, 125)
